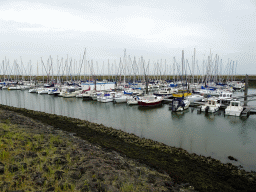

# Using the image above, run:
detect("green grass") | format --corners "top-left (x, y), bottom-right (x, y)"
top-left (0, 122), bottom-right (78, 191)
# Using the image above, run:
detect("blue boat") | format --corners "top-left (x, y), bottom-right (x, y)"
top-left (169, 97), bottom-right (190, 112)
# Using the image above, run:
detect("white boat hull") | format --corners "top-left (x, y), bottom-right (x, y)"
top-left (225, 103), bottom-right (243, 117)
top-left (100, 96), bottom-right (113, 102)
top-left (187, 95), bottom-right (203, 104)
top-left (127, 100), bottom-right (138, 105)
top-left (38, 89), bottom-right (49, 94)
top-left (201, 106), bottom-right (220, 113)
top-left (114, 96), bottom-right (132, 103)
top-left (8, 86), bottom-right (21, 90)
top-left (76, 94), bottom-right (83, 98)
top-left (225, 110), bottom-right (242, 116)
top-left (63, 93), bottom-right (76, 98)
top-left (176, 101), bottom-right (190, 111)
top-left (29, 89), bottom-right (37, 93)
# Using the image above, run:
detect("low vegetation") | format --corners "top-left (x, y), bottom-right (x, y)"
top-left (0, 109), bottom-right (185, 192)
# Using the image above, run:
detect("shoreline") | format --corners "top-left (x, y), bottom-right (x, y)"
top-left (1, 108), bottom-right (187, 192)
top-left (0, 104), bottom-right (256, 191)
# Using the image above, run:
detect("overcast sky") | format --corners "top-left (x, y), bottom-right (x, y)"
top-left (1, 0), bottom-right (256, 76)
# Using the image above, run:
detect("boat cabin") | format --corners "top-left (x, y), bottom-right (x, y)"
top-left (67, 88), bottom-right (76, 93)
top-left (230, 100), bottom-right (241, 107)
top-left (219, 93), bottom-right (232, 98)
top-left (207, 99), bottom-right (218, 106)
top-left (218, 92), bottom-right (233, 105)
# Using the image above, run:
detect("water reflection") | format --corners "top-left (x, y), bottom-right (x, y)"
top-left (204, 137), bottom-right (209, 153)
top-left (178, 132), bottom-right (184, 148)
top-left (137, 105), bottom-right (163, 111)
top-left (190, 107), bottom-right (195, 113)
top-left (238, 119), bottom-right (251, 145)
top-left (204, 113), bottom-right (215, 120)
top-left (228, 116), bottom-right (242, 125)
top-left (189, 137), bottom-right (194, 153)
top-left (63, 98), bottom-right (76, 117)
top-left (171, 110), bottom-right (188, 120)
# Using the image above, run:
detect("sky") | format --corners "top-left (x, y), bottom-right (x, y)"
top-left (1, 0), bottom-right (256, 76)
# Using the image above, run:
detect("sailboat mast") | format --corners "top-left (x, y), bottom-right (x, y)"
top-left (193, 48), bottom-right (195, 84)
top-left (84, 48), bottom-right (86, 80)
top-left (182, 50), bottom-right (184, 83)
top-left (123, 49), bottom-right (126, 84)
top-left (2, 60), bottom-right (4, 81)
top-left (3, 58), bottom-right (5, 81)
top-left (108, 59), bottom-right (110, 81)
top-left (50, 56), bottom-right (53, 83)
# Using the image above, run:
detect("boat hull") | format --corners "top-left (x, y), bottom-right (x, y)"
top-left (82, 96), bottom-right (93, 101)
top-left (8, 86), bottom-right (21, 90)
top-left (29, 89), bottom-right (37, 93)
top-left (138, 100), bottom-right (162, 107)
top-left (186, 95), bottom-right (203, 104)
top-left (100, 98), bottom-right (113, 103)
top-left (63, 94), bottom-right (76, 98)
top-left (201, 106), bottom-right (220, 113)
top-left (127, 100), bottom-right (138, 105)
top-left (225, 110), bottom-right (242, 116)
top-left (153, 93), bottom-right (173, 97)
top-left (225, 105), bottom-right (243, 117)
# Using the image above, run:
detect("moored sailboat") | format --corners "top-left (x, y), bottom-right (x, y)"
top-left (138, 95), bottom-right (163, 107)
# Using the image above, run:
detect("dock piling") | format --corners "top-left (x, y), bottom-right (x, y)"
top-left (244, 74), bottom-right (248, 106)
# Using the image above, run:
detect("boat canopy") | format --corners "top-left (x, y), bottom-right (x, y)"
top-left (124, 91), bottom-right (133, 95)
top-left (169, 84), bottom-right (178, 87)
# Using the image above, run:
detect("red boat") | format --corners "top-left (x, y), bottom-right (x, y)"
top-left (138, 95), bottom-right (163, 107)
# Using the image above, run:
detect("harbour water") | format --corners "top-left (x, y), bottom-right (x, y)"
top-left (1, 89), bottom-right (256, 172)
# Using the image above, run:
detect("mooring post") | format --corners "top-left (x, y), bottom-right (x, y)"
top-left (244, 74), bottom-right (248, 106)
top-left (145, 74), bottom-right (148, 95)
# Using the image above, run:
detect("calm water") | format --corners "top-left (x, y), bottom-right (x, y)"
top-left (1, 89), bottom-right (256, 171)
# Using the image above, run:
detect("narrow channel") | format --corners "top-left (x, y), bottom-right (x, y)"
top-left (1, 89), bottom-right (256, 172)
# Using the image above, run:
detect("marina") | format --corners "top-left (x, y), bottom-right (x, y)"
top-left (0, 85), bottom-right (256, 172)
top-left (1, 0), bottom-right (256, 190)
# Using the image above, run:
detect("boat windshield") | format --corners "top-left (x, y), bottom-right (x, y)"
top-left (231, 102), bottom-right (239, 106)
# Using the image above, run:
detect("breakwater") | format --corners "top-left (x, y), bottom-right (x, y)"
top-left (0, 104), bottom-right (255, 191)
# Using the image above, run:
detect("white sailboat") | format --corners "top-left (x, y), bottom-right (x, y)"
top-left (186, 94), bottom-right (204, 104)
top-left (127, 96), bottom-right (140, 105)
top-left (38, 88), bottom-right (49, 94)
top-left (113, 92), bottom-right (133, 103)
top-left (98, 92), bottom-right (116, 103)
top-left (63, 88), bottom-right (80, 98)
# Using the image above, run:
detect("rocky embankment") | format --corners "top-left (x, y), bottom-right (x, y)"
top-left (0, 104), bottom-right (256, 191)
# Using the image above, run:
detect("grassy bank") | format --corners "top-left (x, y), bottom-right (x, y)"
top-left (0, 121), bottom-right (77, 191)
top-left (0, 109), bottom-right (182, 192)
top-left (0, 104), bottom-right (256, 191)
